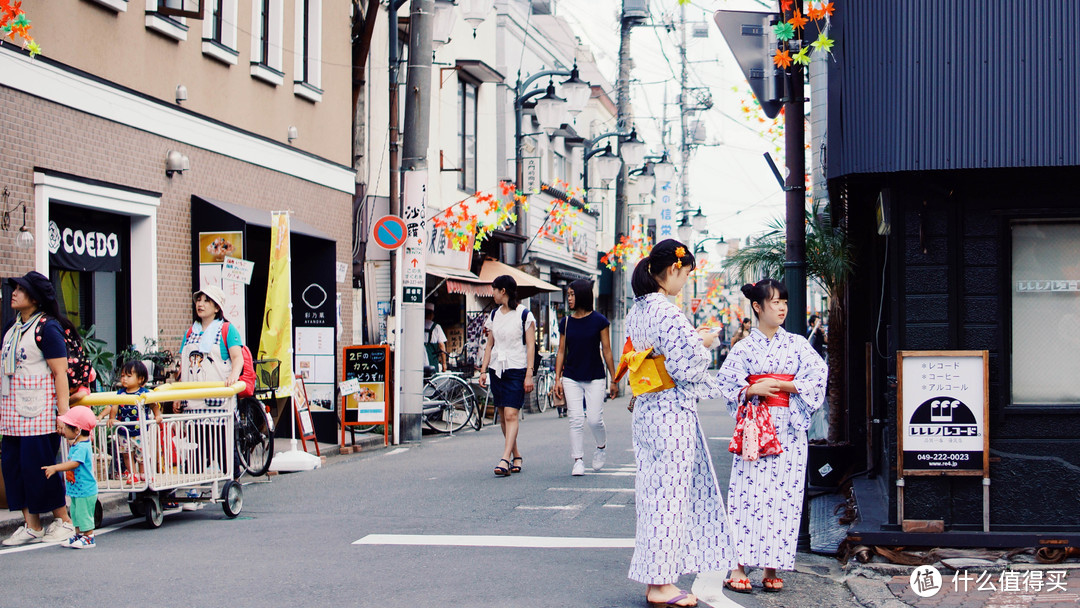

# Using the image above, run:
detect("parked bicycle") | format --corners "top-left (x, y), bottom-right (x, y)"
top-left (422, 368), bottom-right (478, 434)
top-left (533, 352), bottom-right (556, 413)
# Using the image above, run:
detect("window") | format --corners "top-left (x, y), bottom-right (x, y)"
top-left (458, 79), bottom-right (477, 192)
top-left (251, 0), bottom-right (284, 85)
top-left (85, 0), bottom-right (128, 13)
top-left (202, 0), bottom-right (238, 65)
top-left (293, 0), bottom-right (323, 102)
top-left (145, 0), bottom-right (188, 41)
top-left (1011, 221), bottom-right (1080, 404)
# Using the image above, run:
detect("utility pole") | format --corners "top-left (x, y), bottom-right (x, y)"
top-left (678, 1), bottom-right (690, 217)
top-left (612, 3), bottom-right (637, 345)
top-left (397, 0), bottom-right (433, 442)
top-left (783, 0), bottom-right (807, 339)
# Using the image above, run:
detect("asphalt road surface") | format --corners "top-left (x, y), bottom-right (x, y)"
top-left (0, 394), bottom-right (861, 608)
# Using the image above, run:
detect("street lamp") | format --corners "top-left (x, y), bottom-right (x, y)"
top-left (560, 64), bottom-right (592, 116)
top-left (532, 80), bottom-right (569, 136)
top-left (431, 0), bottom-right (457, 50)
top-left (677, 216), bottom-right (692, 243)
top-left (692, 207), bottom-right (707, 233)
top-left (629, 164), bottom-right (655, 196)
top-left (461, 0), bottom-right (493, 36)
top-left (619, 129), bottom-right (647, 169)
top-left (590, 144), bottom-right (623, 186)
top-left (652, 152), bottom-right (677, 183)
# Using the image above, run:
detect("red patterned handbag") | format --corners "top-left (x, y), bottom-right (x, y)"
top-left (728, 402), bottom-right (784, 461)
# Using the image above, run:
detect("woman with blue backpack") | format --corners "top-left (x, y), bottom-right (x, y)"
top-left (478, 275), bottom-right (536, 477)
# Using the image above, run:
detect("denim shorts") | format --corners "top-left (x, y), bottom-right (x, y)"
top-left (489, 368), bottom-right (527, 409)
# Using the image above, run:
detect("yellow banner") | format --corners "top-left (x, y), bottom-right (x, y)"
top-left (258, 211), bottom-right (295, 396)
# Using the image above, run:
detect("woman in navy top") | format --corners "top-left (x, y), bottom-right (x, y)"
top-left (553, 279), bottom-right (618, 476)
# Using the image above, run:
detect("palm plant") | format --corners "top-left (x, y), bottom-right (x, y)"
top-left (724, 200), bottom-right (854, 443)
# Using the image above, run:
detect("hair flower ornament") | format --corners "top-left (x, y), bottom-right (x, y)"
top-left (674, 246), bottom-right (686, 269)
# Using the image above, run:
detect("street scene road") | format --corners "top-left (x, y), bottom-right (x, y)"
top-left (0, 397), bottom-right (860, 608)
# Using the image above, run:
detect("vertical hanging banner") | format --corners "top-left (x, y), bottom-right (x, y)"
top-left (401, 172), bottom-right (427, 304)
top-left (654, 178), bottom-right (676, 240)
top-left (258, 211), bottom-right (295, 397)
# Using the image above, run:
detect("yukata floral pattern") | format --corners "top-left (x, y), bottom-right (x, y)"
top-left (717, 327), bottom-right (827, 570)
top-left (626, 293), bottom-right (734, 584)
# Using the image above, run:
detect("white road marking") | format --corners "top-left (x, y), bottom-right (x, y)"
top-left (0, 517), bottom-right (143, 555)
top-left (586, 472), bottom-right (634, 477)
top-left (602, 504), bottom-right (627, 508)
top-left (386, 448), bottom-right (409, 455)
top-left (548, 487), bottom-right (634, 493)
top-left (515, 505), bottom-right (582, 511)
top-left (708, 436), bottom-right (732, 442)
top-left (353, 534), bottom-right (634, 548)
top-left (693, 571), bottom-right (750, 607)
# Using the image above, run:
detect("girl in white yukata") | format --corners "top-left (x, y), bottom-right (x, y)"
top-left (625, 239), bottom-right (734, 608)
top-left (716, 278), bottom-right (827, 593)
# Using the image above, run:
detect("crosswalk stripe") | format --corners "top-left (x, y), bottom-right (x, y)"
top-left (353, 534), bottom-right (634, 548)
top-left (547, 487), bottom-right (634, 493)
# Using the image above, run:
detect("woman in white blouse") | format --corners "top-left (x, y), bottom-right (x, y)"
top-left (478, 275), bottom-right (536, 477)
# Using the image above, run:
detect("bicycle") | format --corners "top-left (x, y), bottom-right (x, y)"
top-left (235, 396), bottom-right (274, 477)
top-left (533, 353), bottom-right (556, 413)
top-left (422, 370), bottom-right (478, 434)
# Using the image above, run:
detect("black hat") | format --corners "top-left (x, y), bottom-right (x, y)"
top-left (8, 271), bottom-right (56, 307)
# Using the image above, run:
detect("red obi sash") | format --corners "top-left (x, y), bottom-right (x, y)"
top-left (747, 374), bottom-right (796, 407)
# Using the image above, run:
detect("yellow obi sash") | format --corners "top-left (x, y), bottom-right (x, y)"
top-left (616, 340), bottom-right (677, 396)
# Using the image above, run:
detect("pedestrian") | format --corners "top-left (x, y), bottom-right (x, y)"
top-left (43, 405), bottom-right (99, 549)
top-left (808, 314), bottom-right (827, 359)
top-left (1, 271), bottom-right (78, 546)
top-left (478, 275), bottom-right (535, 477)
top-left (624, 239), bottom-right (734, 608)
top-left (423, 302), bottom-right (448, 373)
top-left (716, 278), bottom-right (827, 593)
top-left (101, 360), bottom-right (160, 483)
top-left (553, 279), bottom-right (617, 477)
top-left (175, 285), bottom-right (244, 412)
top-left (173, 285), bottom-right (243, 505)
top-left (730, 317), bottom-right (752, 347)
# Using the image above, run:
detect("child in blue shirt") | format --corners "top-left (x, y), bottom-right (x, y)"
top-left (103, 360), bottom-right (161, 483)
top-left (44, 406), bottom-right (99, 549)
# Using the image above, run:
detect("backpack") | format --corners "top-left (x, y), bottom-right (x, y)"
top-left (490, 307), bottom-right (541, 375)
top-left (184, 321), bottom-right (256, 398)
top-left (34, 317), bottom-right (94, 392)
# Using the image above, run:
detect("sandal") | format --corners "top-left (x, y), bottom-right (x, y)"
top-left (494, 459), bottom-right (511, 477)
top-left (510, 456), bottom-right (523, 474)
top-left (646, 589), bottom-right (697, 607)
top-left (723, 578), bottom-right (752, 594)
top-left (762, 577), bottom-right (784, 592)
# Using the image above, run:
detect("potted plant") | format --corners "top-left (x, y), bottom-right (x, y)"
top-left (724, 200), bottom-right (856, 486)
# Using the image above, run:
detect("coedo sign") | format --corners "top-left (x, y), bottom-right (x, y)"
top-left (47, 208), bottom-right (124, 272)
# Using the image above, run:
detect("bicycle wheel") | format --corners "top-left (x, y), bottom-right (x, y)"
top-left (535, 372), bottom-right (552, 413)
top-left (235, 398), bottom-right (274, 477)
top-left (422, 375), bottom-right (475, 434)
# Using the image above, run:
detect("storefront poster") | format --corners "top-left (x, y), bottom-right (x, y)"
top-left (199, 231), bottom-right (244, 264)
top-left (654, 178), bottom-right (676, 240)
top-left (898, 351), bottom-right (988, 474)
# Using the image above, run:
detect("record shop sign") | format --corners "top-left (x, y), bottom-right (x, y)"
top-left (897, 351), bottom-right (989, 476)
top-left (47, 216), bottom-right (122, 273)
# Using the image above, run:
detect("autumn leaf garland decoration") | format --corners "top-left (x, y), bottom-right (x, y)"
top-left (0, 0), bottom-right (40, 57)
top-left (773, 1), bottom-right (833, 69)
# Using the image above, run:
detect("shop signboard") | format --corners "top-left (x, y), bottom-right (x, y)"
top-left (527, 192), bottom-right (598, 267)
top-left (48, 212), bottom-right (124, 273)
top-left (897, 351), bottom-right (989, 476)
top-left (401, 173), bottom-right (426, 304)
top-left (522, 157), bottom-right (541, 195)
top-left (197, 230), bottom-right (246, 342)
top-left (341, 345), bottom-right (391, 447)
top-left (293, 236), bottom-right (338, 412)
top-left (654, 178), bottom-right (677, 240)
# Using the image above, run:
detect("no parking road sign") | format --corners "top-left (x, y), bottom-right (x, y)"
top-left (372, 215), bottom-right (407, 250)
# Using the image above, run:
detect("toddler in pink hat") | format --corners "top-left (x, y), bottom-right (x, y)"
top-left (43, 406), bottom-right (99, 549)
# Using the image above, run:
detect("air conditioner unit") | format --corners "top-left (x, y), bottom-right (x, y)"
top-left (692, 23), bottom-right (709, 38)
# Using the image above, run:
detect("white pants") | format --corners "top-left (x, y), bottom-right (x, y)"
top-left (563, 377), bottom-right (607, 460)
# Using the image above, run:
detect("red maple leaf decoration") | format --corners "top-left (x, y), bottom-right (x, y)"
top-left (788, 9), bottom-right (808, 29)
top-left (773, 49), bottom-right (793, 68)
top-left (821, 2), bottom-right (835, 17)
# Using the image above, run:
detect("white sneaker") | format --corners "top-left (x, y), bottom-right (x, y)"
top-left (41, 520), bottom-right (76, 543)
top-left (592, 447), bottom-right (606, 472)
top-left (182, 489), bottom-right (201, 510)
top-left (2, 525), bottom-right (43, 546)
top-left (571, 459), bottom-right (585, 476)
top-left (65, 534), bottom-right (95, 549)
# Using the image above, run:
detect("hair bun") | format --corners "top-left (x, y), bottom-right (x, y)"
top-left (740, 283), bottom-right (756, 299)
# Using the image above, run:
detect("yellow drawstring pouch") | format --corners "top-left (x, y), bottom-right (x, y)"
top-left (618, 346), bottom-right (677, 396)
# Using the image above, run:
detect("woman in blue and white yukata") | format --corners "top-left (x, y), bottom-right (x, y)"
top-left (716, 278), bottom-right (827, 593)
top-left (625, 239), bottom-right (734, 608)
